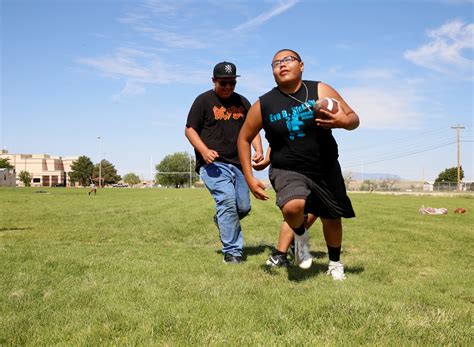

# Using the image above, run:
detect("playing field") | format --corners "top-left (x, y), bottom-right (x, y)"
top-left (1, 187), bottom-right (472, 345)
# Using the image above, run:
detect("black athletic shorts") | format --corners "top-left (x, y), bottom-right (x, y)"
top-left (269, 162), bottom-right (355, 219)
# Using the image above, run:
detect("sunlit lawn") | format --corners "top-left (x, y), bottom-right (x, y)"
top-left (1, 187), bottom-right (472, 345)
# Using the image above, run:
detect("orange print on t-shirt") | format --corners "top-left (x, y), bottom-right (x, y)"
top-left (213, 106), bottom-right (245, 121)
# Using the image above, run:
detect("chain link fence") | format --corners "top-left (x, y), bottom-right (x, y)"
top-left (346, 180), bottom-right (473, 193)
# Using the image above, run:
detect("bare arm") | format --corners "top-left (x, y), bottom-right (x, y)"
top-left (251, 133), bottom-right (264, 164)
top-left (237, 100), bottom-right (269, 200)
top-left (252, 146), bottom-right (271, 171)
top-left (184, 126), bottom-right (219, 164)
top-left (315, 82), bottom-right (360, 130)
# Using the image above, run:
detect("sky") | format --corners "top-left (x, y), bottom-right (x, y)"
top-left (1, 0), bottom-right (473, 181)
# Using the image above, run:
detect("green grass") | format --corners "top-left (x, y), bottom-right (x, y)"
top-left (1, 187), bottom-right (473, 345)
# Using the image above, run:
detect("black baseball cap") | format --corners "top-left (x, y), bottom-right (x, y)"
top-left (213, 61), bottom-right (240, 78)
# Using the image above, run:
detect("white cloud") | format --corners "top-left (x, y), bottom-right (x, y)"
top-left (233, 0), bottom-right (299, 32)
top-left (323, 66), bottom-right (425, 130)
top-left (340, 85), bottom-right (423, 130)
top-left (118, 1), bottom-right (208, 49)
top-left (78, 0), bottom-right (301, 98)
top-left (78, 47), bottom-right (209, 100)
top-left (346, 68), bottom-right (399, 80)
top-left (112, 81), bottom-right (146, 101)
top-left (404, 20), bottom-right (474, 78)
top-left (134, 26), bottom-right (206, 49)
top-left (77, 48), bottom-right (152, 80)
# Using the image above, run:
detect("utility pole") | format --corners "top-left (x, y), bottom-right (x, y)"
top-left (150, 156), bottom-right (153, 186)
top-left (97, 136), bottom-right (102, 188)
top-left (189, 154), bottom-right (192, 188)
top-left (450, 125), bottom-right (465, 192)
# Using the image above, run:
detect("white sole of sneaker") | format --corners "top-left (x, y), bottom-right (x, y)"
top-left (298, 257), bottom-right (313, 269)
top-left (329, 273), bottom-right (346, 281)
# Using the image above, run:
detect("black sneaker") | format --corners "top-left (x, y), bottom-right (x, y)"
top-left (266, 253), bottom-right (291, 267)
top-left (223, 253), bottom-right (243, 264)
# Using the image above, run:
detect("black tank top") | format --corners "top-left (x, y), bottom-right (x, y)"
top-left (260, 80), bottom-right (338, 179)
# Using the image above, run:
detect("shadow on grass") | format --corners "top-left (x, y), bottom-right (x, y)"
top-left (262, 261), bottom-right (365, 282)
top-left (0, 227), bottom-right (31, 233)
top-left (243, 244), bottom-right (272, 257)
top-left (311, 251), bottom-right (327, 259)
top-left (215, 244), bottom-right (272, 261)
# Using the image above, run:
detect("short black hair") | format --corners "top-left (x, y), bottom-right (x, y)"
top-left (273, 49), bottom-right (301, 61)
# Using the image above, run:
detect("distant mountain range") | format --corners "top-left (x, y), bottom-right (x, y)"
top-left (347, 172), bottom-right (403, 181)
top-left (253, 169), bottom-right (403, 181)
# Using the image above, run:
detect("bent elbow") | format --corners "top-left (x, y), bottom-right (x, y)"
top-left (184, 126), bottom-right (192, 139)
top-left (347, 114), bottom-right (360, 130)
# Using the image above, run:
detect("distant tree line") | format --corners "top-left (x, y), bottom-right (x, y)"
top-left (155, 152), bottom-right (199, 188)
top-left (434, 166), bottom-right (464, 183)
top-left (69, 156), bottom-right (120, 187)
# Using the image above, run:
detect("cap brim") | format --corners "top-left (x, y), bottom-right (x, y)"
top-left (214, 74), bottom-right (240, 78)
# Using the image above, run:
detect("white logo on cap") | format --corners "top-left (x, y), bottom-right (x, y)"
top-left (225, 64), bottom-right (233, 73)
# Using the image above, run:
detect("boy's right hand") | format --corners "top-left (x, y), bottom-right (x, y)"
top-left (252, 158), bottom-right (270, 171)
top-left (249, 177), bottom-right (269, 200)
top-left (203, 149), bottom-right (219, 164)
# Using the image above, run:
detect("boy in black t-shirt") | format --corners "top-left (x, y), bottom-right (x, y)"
top-left (238, 50), bottom-right (360, 280)
top-left (185, 61), bottom-right (263, 264)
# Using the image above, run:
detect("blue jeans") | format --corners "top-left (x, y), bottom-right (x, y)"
top-left (199, 162), bottom-right (251, 256)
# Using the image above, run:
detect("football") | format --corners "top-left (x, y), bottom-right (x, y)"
top-left (314, 97), bottom-right (339, 114)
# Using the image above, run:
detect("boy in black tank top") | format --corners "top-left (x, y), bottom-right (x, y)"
top-left (238, 49), bottom-right (360, 280)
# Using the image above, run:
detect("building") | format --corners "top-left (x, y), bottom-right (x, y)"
top-left (0, 150), bottom-right (78, 187)
top-left (0, 168), bottom-right (16, 187)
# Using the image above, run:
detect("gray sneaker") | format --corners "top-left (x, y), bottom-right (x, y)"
top-left (294, 230), bottom-right (312, 269)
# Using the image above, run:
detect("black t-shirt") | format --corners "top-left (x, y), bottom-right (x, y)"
top-left (186, 89), bottom-right (251, 172)
top-left (260, 80), bottom-right (339, 179)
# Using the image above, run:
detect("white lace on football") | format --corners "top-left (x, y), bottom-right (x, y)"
top-left (326, 97), bottom-right (334, 111)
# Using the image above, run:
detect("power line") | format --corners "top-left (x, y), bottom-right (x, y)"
top-left (343, 140), bottom-right (467, 168)
top-left (342, 125), bottom-right (473, 160)
top-left (342, 126), bottom-right (451, 154)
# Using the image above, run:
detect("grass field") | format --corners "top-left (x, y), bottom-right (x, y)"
top-left (1, 187), bottom-right (473, 345)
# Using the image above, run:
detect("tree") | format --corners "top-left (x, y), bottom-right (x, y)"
top-left (342, 171), bottom-right (354, 190)
top-left (155, 152), bottom-right (199, 188)
top-left (0, 158), bottom-right (14, 169)
top-left (380, 176), bottom-right (399, 191)
top-left (123, 172), bottom-right (140, 187)
top-left (92, 159), bottom-right (121, 186)
top-left (360, 179), bottom-right (377, 192)
top-left (386, 176), bottom-right (399, 191)
top-left (69, 156), bottom-right (94, 187)
top-left (18, 170), bottom-right (32, 187)
top-left (435, 166), bottom-right (464, 183)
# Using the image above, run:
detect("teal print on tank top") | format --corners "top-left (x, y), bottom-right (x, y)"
top-left (269, 99), bottom-right (316, 140)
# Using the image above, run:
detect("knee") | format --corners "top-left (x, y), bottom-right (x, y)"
top-left (321, 218), bottom-right (342, 230)
top-left (238, 206), bottom-right (251, 219)
top-left (281, 200), bottom-right (305, 221)
top-left (217, 194), bottom-right (235, 206)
